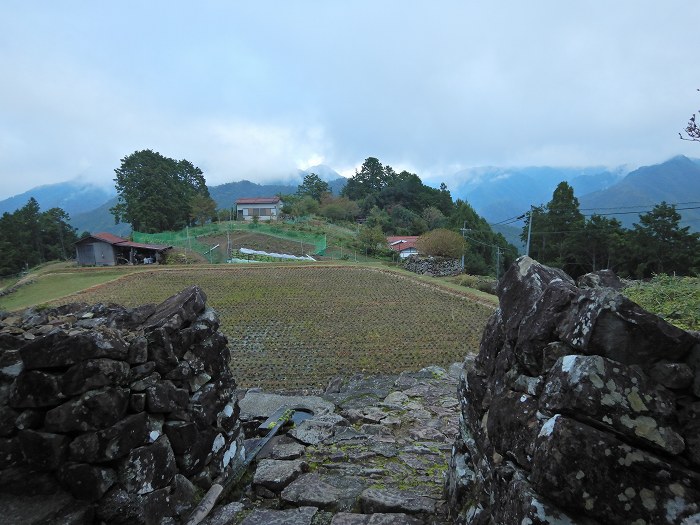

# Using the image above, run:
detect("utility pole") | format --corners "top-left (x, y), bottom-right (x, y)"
top-left (495, 246), bottom-right (501, 280)
top-left (460, 221), bottom-right (469, 271)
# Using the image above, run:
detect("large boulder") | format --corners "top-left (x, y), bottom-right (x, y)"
top-left (447, 257), bottom-right (700, 524)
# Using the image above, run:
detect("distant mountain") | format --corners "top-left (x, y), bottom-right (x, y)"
top-left (71, 197), bottom-right (131, 237)
top-left (450, 166), bottom-right (626, 223)
top-left (297, 165), bottom-right (347, 195)
top-left (300, 164), bottom-right (342, 182)
top-left (209, 180), bottom-right (298, 209)
top-left (578, 155), bottom-right (700, 230)
top-left (210, 171), bottom-right (346, 210)
top-left (0, 180), bottom-right (115, 217)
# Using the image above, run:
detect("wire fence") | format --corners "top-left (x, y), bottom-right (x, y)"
top-left (132, 221), bottom-right (327, 263)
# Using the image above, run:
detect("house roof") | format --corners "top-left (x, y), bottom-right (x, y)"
top-left (76, 233), bottom-right (171, 252)
top-left (386, 236), bottom-right (419, 252)
top-left (235, 197), bottom-right (281, 205)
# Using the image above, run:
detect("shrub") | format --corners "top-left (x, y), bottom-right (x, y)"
top-left (416, 229), bottom-right (467, 259)
top-left (623, 274), bottom-right (699, 331)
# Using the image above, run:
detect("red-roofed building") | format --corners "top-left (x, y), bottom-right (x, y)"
top-left (74, 233), bottom-right (172, 266)
top-left (235, 197), bottom-right (284, 221)
top-left (386, 236), bottom-right (420, 258)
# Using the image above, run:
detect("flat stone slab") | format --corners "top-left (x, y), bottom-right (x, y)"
top-left (359, 488), bottom-right (437, 514)
top-left (239, 392), bottom-right (334, 421)
top-left (200, 502), bottom-right (245, 525)
top-left (253, 459), bottom-right (308, 492)
top-left (281, 473), bottom-right (342, 509)
top-left (331, 512), bottom-right (425, 525)
top-left (240, 506), bottom-right (318, 525)
top-left (288, 414), bottom-right (348, 445)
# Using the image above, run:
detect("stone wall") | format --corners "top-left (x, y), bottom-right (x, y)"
top-left (446, 256), bottom-right (700, 524)
top-left (403, 255), bottom-right (462, 277)
top-left (0, 286), bottom-right (243, 524)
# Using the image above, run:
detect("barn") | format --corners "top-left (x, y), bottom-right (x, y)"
top-left (74, 233), bottom-right (172, 266)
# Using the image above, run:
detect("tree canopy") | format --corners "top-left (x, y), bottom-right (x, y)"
top-left (416, 229), bottom-right (467, 259)
top-left (522, 183), bottom-right (700, 278)
top-left (297, 173), bottom-right (330, 202)
top-left (0, 198), bottom-right (78, 275)
top-left (110, 149), bottom-right (210, 233)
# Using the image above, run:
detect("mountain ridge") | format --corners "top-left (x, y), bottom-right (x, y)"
top-left (2, 156), bottom-right (698, 235)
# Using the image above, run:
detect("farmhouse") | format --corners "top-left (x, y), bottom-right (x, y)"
top-left (235, 197), bottom-right (284, 221)
top-left (386, 236), bottom-right (419, 258)
top-left (74, 232), bottom-right (172, 266)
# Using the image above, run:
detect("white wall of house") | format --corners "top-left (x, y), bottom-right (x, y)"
top-left (236, 201), bottom-right (283, 221)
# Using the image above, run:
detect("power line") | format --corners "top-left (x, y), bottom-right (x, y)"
top-left (491, 202), bottom-right (700, 225)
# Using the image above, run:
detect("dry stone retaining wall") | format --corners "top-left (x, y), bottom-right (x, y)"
top-left (446, 256), bottom-right (700, 524)
top-left (403, 255), bottom-right (462, 277)
top-left (0, 286), bottom-right (243, 524)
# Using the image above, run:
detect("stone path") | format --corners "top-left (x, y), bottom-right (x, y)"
top-left (202, 364), bottom-right (464, 525)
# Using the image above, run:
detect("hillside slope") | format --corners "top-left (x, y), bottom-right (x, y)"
top-left (578, 155), bottom-right (700, 229)
top-left (0, 180), bottom-right (114, 216)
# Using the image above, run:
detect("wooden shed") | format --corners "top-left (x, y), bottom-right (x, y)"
top-left (75, 233), bottom-right (172, 266)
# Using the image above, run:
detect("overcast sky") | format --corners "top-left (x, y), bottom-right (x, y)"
top-left (1, 1), bottom-right (699, 200)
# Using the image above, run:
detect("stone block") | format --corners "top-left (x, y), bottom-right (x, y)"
top-left (253, 458), bottom-right (309, 492)
top-left (144, 285), bottom-right (207, 331)
top-left (18, 429), bottom-right (69, 471)
top-left (15, 408), bottom-right (45, 430)
top-left (557, 288), bottom-right (695, 365)
top-left (0, 348), bottom-right (23, 380)
top-left (118, 435), bottom-right (177, 495)
top-left (541, 355), bottom-right (684, 454)
top-left (127, 335), bottom-right (149, 364)
top-left (19, 330), bottom-right (128, 370)
top-left (531, 414), bottom-right (700, 524)
top-left (0, 436), bottom-right (23, 468)
top-left (163, 420), bottom-right (199, 454)
top-left (649, 362), bottom-right (694, 390)
top-left (0, 404), bottom-right (18, 436)
top-left (44, 386), bottom-right (129, 432)
top-left (9, 370), bottom-right (65, 408)
top-left (61, 358), bottom-right (130, 396)
top-left (145, 380), bottom-right (189, 413)
top-left (58, 462), bottom-right (117, 501)
top-left (69, 412), bottom-right (148, 463)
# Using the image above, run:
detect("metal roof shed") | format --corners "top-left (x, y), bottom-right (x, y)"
top-left (75, 233), bottom-right (172, 266)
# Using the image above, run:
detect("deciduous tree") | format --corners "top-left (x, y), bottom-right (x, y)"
top-left (111, 149), bottom-right (210, 233)
top-left (416, 228), bottom-right (467, 259)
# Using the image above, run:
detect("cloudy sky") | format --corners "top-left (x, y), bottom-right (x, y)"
top-left (1, 1), bottom-right (699, 200)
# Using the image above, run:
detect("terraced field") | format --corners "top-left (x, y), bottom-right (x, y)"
top-left (49, 266), bottom-right (495, 391)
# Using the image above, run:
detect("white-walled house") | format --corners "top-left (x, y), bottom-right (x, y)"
top-left (235, 197), bottom-right (284, 221)
top-left (386, 236), bottom-right (419, 258)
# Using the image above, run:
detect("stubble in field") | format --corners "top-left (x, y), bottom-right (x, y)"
top-left (55, 266), bottom-right (493, 391)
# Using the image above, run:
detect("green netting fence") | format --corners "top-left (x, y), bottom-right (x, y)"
top-left (132, 221), bottom-right (327, 263)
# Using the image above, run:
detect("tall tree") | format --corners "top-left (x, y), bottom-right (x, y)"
top-left (0, 199), bottom-right (77, 275)
top-left (579, 215), bottom-right (626, 273)
top-left (297, 173), bottom-right (330, 202)
top-left (189, 194), bottom-right (218, 227)
top-left (342, 157), bottom-right (387, 201)
top-left (546, 182), bottom-right (585, 271)
top-left (111, 149), bottom-right (210, 233)
top-left (523, 182), bottom-right (585, 275)
top-left (630, 202), bottom-right (700, 277)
